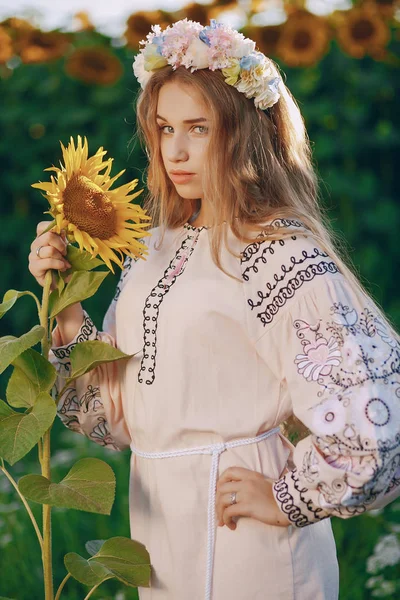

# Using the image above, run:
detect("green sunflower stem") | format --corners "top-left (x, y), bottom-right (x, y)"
top-left (54, 573), bottom-right (71, 600)
top-left (40, 269), bottom-right (55, 600)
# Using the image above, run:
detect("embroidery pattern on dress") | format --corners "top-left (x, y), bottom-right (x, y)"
top-left (240, 220), bottom-right (341, 327)
top-left (58, 384), bottom-right (103, 422)
top-left (90, 416), bottom-right (120, 450)
top-left (138, 231), bottom-right (201, 385)
top-left (52, 313), bottom-right (99, 372)
top-left (291, 299), bottom-right (400, 518)
top-left (273, 469), bottom-right (328, 527)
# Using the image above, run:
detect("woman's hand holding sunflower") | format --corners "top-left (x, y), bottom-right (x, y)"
top-left (29, 221), bottom-right (72, 291)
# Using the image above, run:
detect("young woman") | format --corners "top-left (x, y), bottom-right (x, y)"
top-left (29, 18), bottom-right (400, 600)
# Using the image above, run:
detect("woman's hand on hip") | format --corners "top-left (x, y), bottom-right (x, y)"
top-left (216, 466), bottom-right (291, 530)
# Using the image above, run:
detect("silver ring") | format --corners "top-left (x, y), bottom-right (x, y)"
top-left (230, 491), bottom-right (237, 505)
top-left (36, 245), bottom-right (44, 258)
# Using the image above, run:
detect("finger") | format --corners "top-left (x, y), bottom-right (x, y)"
top-left (32, 231), bottom-right (67, 256)
top-left (216, 481), bottom-right (244, 521)
top-left (215, 481), bottom-right (242, 522)
top-left (32, 257), bottom-right (70, 273)
top-left (36, 221), bottom-right (55, 236)
top-left (218, 466), bottom-right (252, 485)
top-left (217, 492), bottom-right (242, 525)
top-left (216, 480), bottom-right (241, 496)
top-left (222, 503), bottom-right (248, 527)
top-left (30, 245), bottom-right (69, 264)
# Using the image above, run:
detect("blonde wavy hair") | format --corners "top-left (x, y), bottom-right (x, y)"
top-left (132, 62), bottom-right (399, 442)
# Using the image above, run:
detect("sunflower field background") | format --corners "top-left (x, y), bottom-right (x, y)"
top-left (0, 1), bottom-right (399, 598)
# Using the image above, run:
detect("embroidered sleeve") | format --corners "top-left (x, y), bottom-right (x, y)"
top-left (48, 254), bottom-right (135, 451)
top-left (241, 224), bottom-right (400, 526)
top-left (256, 274), bottom-right (400, 526)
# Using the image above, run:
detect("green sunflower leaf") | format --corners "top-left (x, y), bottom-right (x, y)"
top-left (85, 539), bottom-right (106, 557)
top-left (18, 457), bottom-right (116, 514)
top-left (0, 289), bottom-right (40, 320)
top-left (0, 392), bottom-right (56, 465)
top-left (48, 271), bottom-right (109, 318)
top-left (0, 326), bottom-right (45, 375)
top-left (6, 348), bottom-right (57, 408)
top-left (66, 244), bottom-right (105, 271)
top-left (63, 553), bottom-right (110, 586)
top-left (66, 340), bottom-right (134, 383)
top-left (64, 537), bottom-right (151, 587)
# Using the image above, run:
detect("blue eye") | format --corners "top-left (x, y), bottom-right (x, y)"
top-left (158, 125), bottom-right (208, 134)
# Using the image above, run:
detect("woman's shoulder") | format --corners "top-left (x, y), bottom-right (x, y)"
top-left (240, 217), bottom-right (337, 276)
top-left (239, 217), bottom-right (346, 329)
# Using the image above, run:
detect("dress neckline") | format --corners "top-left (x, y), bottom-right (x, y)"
top-left (183, 222), bottom-right (211, 231)
top-left (183, 217), bottom-right (239, 232)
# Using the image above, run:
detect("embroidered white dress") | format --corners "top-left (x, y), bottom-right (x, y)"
top-left (49, 218), bottom-right (400, 600)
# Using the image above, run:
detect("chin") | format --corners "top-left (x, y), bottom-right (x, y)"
top-left (177, 190), bottom-right (201, 199)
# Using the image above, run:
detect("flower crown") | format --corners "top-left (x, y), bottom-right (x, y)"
top-left (132, 18), bottom-right (282, 110)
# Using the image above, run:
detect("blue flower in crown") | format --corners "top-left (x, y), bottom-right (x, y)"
top-left (151, 34), bottom-right (165, 56)
top-left (240, 53), bottom-right (263, 71)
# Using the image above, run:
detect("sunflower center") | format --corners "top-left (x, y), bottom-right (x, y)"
top-left (351, 19), bottom-right (375, 41)
top-left (82, 52), bottom-right (108, 72)
top-left (63, 173), bottom-right (116, 240)
top-left (293, 30), bottom-right (312, 50)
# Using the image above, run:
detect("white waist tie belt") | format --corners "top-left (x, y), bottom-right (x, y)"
top-left (130, 426), bottom-right (281, 600)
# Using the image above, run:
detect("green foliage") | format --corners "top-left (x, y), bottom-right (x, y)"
top-left (67, 340), bottom-right (134, 382)
top-left (0, 392), bottom-right (56, 465)
top-left (0, 290), bottom-right (40, 320)
top-left (65, 245), bottom-right (105, 272)
top-left (48, 270), bottom-right (109, 318)
top-left (7, 347), bottom-right (57, 408)
top-left (18, 457), bottom-right (116, 514)
top-left (0, 326), bottom-right (45, 375)
top-left (64, 537), bottom-right (151, 587)
top-left (0, 228), bottom-right (151, 597)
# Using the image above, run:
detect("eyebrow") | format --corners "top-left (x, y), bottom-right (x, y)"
top-left (156, 114), bottom-right (209, 124)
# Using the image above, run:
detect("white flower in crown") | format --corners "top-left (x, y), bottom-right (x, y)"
top-left (182, 37), bottom-right (210, 70)
top-left (234, 53), bottom-right (281, 110)
top-left (132, 52), bottom-right (154, 88)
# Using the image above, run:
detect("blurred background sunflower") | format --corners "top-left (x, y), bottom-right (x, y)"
top-left (65, 46), bottom-right (124, 85)
top-left (0, 1), bottom-right (399, 599)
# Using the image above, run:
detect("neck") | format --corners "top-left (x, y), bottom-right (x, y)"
top-left (188, 199), bottom-right (213, 226)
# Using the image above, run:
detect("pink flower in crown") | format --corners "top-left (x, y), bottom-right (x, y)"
top-left (161, 19), bottom-right (203, 69)
top-left (206, 24), bottom-right (256, 70)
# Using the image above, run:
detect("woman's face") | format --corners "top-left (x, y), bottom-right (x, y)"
top-left (156, 82), bottom-right (211, 201)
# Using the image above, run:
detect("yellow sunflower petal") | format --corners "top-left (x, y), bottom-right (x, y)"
top-left (31, 136), bottom-right (152, 272)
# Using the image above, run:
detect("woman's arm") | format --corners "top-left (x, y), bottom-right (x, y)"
top-left (255, 274), bottom-right (400, 526)
top-left (48, 255), bottom-right (135, 451)
top-left (54, 302), bottom-right (85, 346)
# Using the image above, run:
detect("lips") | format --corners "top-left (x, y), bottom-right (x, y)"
top-left (170, 172), bottom-right (195, 183)
top-left (170, 171), bottom-right (194, 175)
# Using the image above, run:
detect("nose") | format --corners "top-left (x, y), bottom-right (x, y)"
top-left (167, 131), bottom-right (189, 163)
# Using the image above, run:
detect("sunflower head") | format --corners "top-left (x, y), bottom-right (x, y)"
top-left (65, 47), bottom-right (123, 86)
top-left (32, 135), bottom-right (152, 273)
top-left (124, 11), bottom-right (175, 50)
